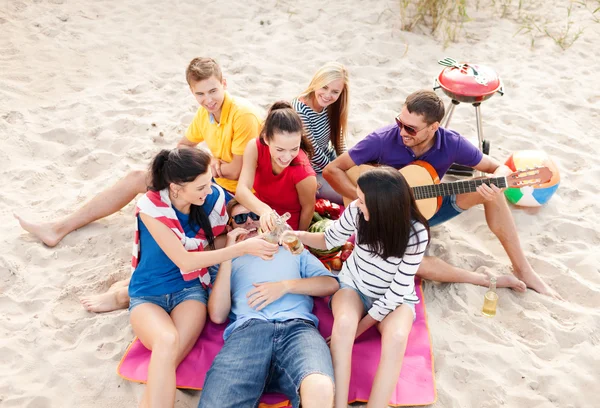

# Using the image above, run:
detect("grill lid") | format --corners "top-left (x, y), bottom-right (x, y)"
top-left (437, 57), bottom-right (501, 98)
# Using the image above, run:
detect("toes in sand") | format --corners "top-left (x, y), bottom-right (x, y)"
top-left (14, 214), bottom-right (62, 247)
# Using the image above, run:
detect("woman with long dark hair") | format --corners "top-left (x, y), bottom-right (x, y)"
top-left (235, 101), bottom-right (317, 232)
top-left (128, 148), bottom-right (277, 408)
top-left (293, 167), bottom-right (429, 408)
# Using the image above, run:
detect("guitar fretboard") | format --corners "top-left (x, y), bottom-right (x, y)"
top-left (412, 177), bottom-right (508, 200)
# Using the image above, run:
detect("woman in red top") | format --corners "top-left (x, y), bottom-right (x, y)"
top-left (236, 101), bottom-right (316, 231)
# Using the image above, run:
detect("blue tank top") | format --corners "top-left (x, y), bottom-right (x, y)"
top-left (128, 186), bottom-right (221, 297)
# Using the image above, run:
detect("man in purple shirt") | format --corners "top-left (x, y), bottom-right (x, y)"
top-left (323, 90), bottom-right (560, 299)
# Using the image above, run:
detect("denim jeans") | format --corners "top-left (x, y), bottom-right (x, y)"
top-left (428, 195), bottom-right (465, 227)
top-left (198, 319), bottom-right (334, 408)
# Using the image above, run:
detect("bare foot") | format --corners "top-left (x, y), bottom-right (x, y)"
top-left (496, 275), bottom-right (527, 293)
top-left (517, 269), bottom-right (563, 300)
top-left (108, 279), bottom-right (130, 292)
top-left (14, 214), bottom-right (63, 247)
top-left (80, 288), bottom-right (129, 313)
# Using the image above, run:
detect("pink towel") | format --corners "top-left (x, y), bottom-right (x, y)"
top-left (117, 278), bottom-right (436, 407)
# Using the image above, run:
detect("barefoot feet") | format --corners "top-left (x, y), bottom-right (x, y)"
top-left (80, 287), bottom-right (130, 313)
top-left (516, 269), bottom-right (562, 300)
top-left (496, 275), bottom-right (527, 292)
top-left (14, 214), bottom-right (64, 247)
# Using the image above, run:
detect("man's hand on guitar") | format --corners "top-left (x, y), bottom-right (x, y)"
top-left (476, 181), bottom-right (504, 202)
top-left (475, 164), bottom-right (510, 201)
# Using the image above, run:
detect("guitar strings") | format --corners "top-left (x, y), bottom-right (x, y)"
top-left (412, 177), bottom-right (508, 200)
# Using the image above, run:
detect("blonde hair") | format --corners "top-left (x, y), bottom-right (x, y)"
top-left (298, 62), bottom-right (349, 155)
top-left (185, 57), bottom-right (223, 85)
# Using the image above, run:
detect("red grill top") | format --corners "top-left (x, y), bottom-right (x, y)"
top-left (437, 63), bottom-right (502, 103)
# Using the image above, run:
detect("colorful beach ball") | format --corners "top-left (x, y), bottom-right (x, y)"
top-left (504, 150), bottom-right (560, 207)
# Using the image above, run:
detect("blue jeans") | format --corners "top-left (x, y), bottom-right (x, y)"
top-left (429, 195), bottom-right (465, 227)
top-left (198, 319), bottom-right (334, 408)
top-left (129, 285), bottom-right (207, 313)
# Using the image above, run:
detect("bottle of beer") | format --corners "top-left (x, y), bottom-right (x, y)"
top-left (282, 227), bottom-right (304, 255)
top-left (262, 212), bottom-right (304, 255)
top-left (262, 212), bottom-right (291, 244)
top-left (482, 277), bottom-right (498, 317)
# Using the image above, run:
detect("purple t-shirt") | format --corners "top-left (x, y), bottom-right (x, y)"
top-left (348, 124), bottom-right (483, 178)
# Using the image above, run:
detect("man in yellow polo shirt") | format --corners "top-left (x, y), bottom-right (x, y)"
top-left (16, 57), bottom-right (262, 257)
top-left (178, 57), bottom-right (262, 195)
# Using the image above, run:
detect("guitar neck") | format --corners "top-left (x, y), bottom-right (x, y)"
top-left (412, 176), bottom-right (508, 200)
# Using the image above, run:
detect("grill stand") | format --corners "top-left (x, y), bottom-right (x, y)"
top-left (442, 100), bottom-right (490, 177)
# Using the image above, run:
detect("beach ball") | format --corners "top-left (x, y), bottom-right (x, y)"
top-left (504, 150), bottom-right (560, 207)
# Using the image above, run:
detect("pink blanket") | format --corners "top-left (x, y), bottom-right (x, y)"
top-left (117, 278), bottom-right (436, 407)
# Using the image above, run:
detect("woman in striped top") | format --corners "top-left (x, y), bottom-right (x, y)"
top-left (292, 62), bottom-right (349, 204)
top-left (293, 167), bottom-right (429, 408)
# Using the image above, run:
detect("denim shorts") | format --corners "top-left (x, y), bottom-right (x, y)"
top-left (333, 282), bottom-right (377, 313)
top-left (198, 319), bottom-right (334, 408)
top-left (333, 282), bottom-right (416, 321)
top-left (129, 285), bottom-right (207, 313)
top-left (428, 195), bottom-right (465, 227)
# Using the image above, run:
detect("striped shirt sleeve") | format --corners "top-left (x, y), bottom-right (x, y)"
top-left (292, 99), bottom-right (334, 173)
top-left (368, 223), bottom-right (429, 321)
top-left (324, 202), bottom-right (359, 249)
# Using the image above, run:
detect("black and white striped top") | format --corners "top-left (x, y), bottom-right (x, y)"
top-left (292, 98), bottom-right (339, 173)
top-left (324, 202), bottom-right (429, 321)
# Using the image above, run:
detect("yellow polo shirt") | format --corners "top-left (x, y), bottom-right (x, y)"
top-left (185, 92), bottom-right (262, 193)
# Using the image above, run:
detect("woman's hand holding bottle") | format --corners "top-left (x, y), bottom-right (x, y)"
top-left (244, 237), bottom-right (279, 261)
top-left (243, 237), bottom-right (278, 260)
top-left (280, 229), bottom-right (304, 255)
top-left (259, 210), bottom-right (279, 233)
top-left (226, 228), bottom-right (278, 260)
top-left (225, 228), bottom-right (250, 247)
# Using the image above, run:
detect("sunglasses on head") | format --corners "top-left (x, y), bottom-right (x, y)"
top-left (232, 211), bottom-right (260, 225)
top-left (395, 116), bottom-right (427, 136)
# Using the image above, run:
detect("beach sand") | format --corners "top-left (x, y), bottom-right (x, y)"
top-left (1, 0), bottom-right (599, 407)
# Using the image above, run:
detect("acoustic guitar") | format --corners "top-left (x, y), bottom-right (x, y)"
top-left (343, 161), bottom-right (552, 219)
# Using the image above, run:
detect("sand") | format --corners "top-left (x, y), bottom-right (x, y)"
top-left (1, 0), bottom-right (599, 407)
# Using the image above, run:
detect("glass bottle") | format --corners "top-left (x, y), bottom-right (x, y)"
top-left (261, 212), bottom-right (290, 243)
top-left (282, 228), bottom-right (304, 255)
top-left (261, 212), bottom-right (304, 254)
top-left (482, 277), bottom-right (498, 317)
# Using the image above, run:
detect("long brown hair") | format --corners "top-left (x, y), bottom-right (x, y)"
top-left (298, 62), bottom-right (349, 155)
top-left (259, 101), bottom-right (314, 161)
top-left (356, 167), bottom-right (429, 259)
top-left (149, 148), bottom-right (215, 249)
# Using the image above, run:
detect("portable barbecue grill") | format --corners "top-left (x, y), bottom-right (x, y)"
top-left (433, 57), bottom-right (504, 176)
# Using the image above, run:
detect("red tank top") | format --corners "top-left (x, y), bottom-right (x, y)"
top-left (253, 139), bottom-right (316, 230)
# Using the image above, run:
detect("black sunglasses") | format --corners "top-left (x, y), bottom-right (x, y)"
top-left (232, 211), bottom-right (260, 224)
top-left (395, 116), bottom-right (427, 136)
